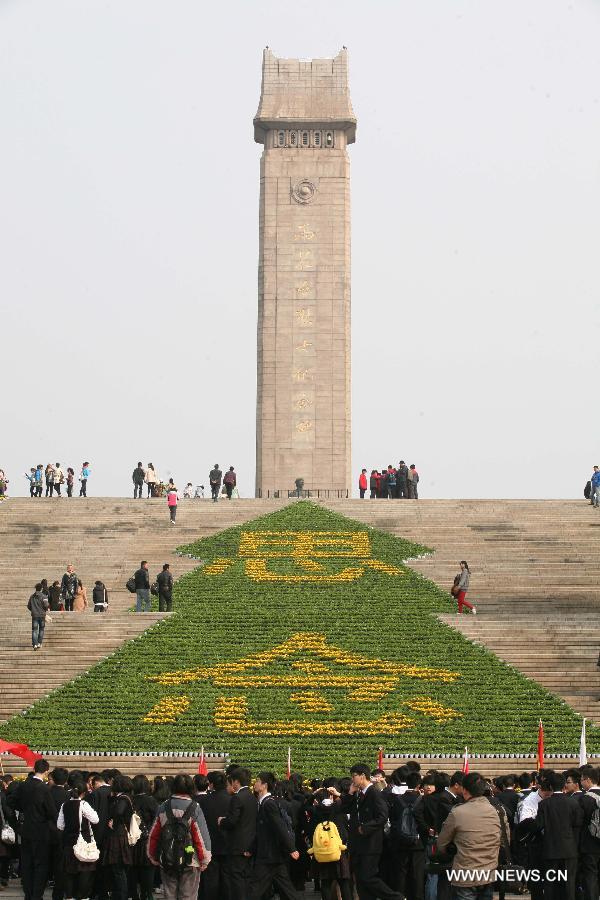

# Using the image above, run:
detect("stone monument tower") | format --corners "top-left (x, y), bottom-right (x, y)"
top-left (254, 48), bottom-right (356, 497)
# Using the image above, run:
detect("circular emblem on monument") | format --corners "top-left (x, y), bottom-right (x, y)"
top-left (292, 179), bottom-right (317, 204)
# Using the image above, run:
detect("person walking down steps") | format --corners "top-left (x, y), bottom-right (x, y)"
top-left (167, 480), bottom-right (178, 524)
top-left (28, 583), bottom-right (49, 650)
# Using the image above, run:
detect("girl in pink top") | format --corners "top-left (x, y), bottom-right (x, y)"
top-left (166, 479), bottom-right (178, 524)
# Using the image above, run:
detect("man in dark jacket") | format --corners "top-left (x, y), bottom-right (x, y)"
top-left (89, 772), bottom-right (112, 900)
top-left (134, 561), bottom-right (150, 613)
top-left (156, 563), bottom-right (174, 613)
top-left (535, 770), bottom-right (583, 900)
top-left (199, 772), bottom-right (231, 900)
top-left (209, 464), bottom-right (223, 503)
top-left (335, 764), bottom-right (401, 900)
top-left (132, 462), bottom-right (145, 499)
top-left (397, 461), bottom-right (409, 498)
top-left (573, 765), bottom-right (600, 900)
top-left (60, 565), bottom-right (78, 613)
top-left (47, 769), bottom-right (69, 900)
top-left (248, 773), bottom-right (300, 900)
top-left (496, 774), bottom-right (521, 823)
top-left (390, 772), bottom-right (427, 900)
top-left (7, 759), bottom-right (56, 900)
top-left (27, 584), bottom-right (49, 650)
top-left (218, 767), bottom-right (256, 900)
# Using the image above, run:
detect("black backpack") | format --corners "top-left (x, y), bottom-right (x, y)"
top-left (392, 795), bottom-right (421, 847)
top-left (585, 480), bottom-right (592, 500)
top-left (159, 801), bottom-right (197, 873)
top-left (267, 798), bottom-right (295, 844)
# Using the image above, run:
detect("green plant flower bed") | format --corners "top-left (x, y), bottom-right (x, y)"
top-left (0, 502), bottom-right (593, 775)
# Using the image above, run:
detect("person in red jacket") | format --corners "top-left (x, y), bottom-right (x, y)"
top-left (358, 469), bottom-right (368, 499)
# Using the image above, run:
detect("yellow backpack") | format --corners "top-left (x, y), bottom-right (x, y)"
top-left (308, 820), bottom-right (346, 863)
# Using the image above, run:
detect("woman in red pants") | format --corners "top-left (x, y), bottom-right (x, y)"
top-left (456, 560), bottom-right (476, 614)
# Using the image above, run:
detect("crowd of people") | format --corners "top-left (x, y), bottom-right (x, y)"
top-left (26, 558), bottom-right (178, 648)
top-left (26, 565), bottom-right (110, 650)
top-left (22, 465), bottom-right (92, 498)
top-left (2, 759), bottom-right (599, 900)
top-left (358, 464), bottom-right (420, 500)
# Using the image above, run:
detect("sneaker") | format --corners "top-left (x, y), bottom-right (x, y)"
top-left (472, 607), bottom-right (477, 615)
top-left (33, 645), bottom-right (38, 651)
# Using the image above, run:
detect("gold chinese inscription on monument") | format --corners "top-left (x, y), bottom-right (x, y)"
top-left (293, 224), bottom-right (316, 241)
top-left (295, 308), bottom-right (313, 325)
top-left (296, 421), bottom-right (313, 433)
top-left (295, 250), bottom-right (314, 271)
top-left (295, 340), bottom-right (313, 352)
top-left (295, 282), bottom-right (312, 297)
top-left (292, 369), bottom-right (313, 382)
top-left (294, 395), bottom-right (313, 410)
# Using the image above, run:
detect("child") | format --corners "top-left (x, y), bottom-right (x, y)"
top-left (183, 482), bottom-right (193, 499)
top-left (92, 581), bottom-right (109, 613)
top-left (25, 468), bottom-right (36, 497)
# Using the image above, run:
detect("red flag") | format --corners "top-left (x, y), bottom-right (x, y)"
top-left (0, 739), bottom-right (43, 769)
top-left (287, 747), bottom-right (291, 779)
top-left (537, 720), bottom-right (544, 771)
top-left (197, 747), bottom-right (207, 776)
top-left (462, 747), bottom-right (469, 774)
top-left (377, 747), bottom-right (384, 770)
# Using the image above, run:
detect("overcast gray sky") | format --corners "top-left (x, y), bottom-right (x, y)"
top-left (1, 0), bottom-right (599, 499)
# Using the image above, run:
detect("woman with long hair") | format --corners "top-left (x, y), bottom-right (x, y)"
top-left (102, 774), bottom-right (134, 900)
top-left (73, 580), bottom-right (88, 613)
top-left (455, 561), bottom-right (476, 614)
top-left (130, 775), bottom-right (158, 900)
top-left (57, 778), bottom-right (100, 900)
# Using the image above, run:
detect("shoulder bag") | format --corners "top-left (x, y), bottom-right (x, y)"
top-left (0, 799), bottom-right (15, 845)
top-left (73, 802), bottom-right (100, 863)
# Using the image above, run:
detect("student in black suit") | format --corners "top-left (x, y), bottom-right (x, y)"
top-left (199, 772), bottom-right (231, 900)
top-left (89, 771), bottom-right (113, 900)
top-left (534, 770), bottom-right (583, 900)
top-left (389, 772), bottom-right (428, 900)
top-left (248, 772), bottom-right (300, 900)
top-left (574, 764), bottom-right (600, 900)
top-left (47, 768), bottom-right (69, 900)
top-left (333, 764), bottom-right (401, 900)
top-left (218, 767), bottom-right (257, 900)
top-left (7, 759), bottom-right (57, 900)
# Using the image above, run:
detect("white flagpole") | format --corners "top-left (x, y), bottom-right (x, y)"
top-left (580, 719), bottom-right (587, 766)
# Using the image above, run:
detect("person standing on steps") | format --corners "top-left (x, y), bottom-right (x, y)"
top-left (591, 466), bottom-right (600, 507)
top-left (145, 463), bottom-right (158, 498)
top-left (209, 464), bottom-right (222, 503)
top-left (93, 580), bottom-right (109, 612)
top-left (61, 564), bottom-right (78, 612)
top-left (34, 463), bottom-right (44, 497)
top-left (45, 464), bottom-right (55, 497)
top-left (66, 467), bottom-right (75, 497)
top-left (455, 561), bottom-right (476, 615)
top-left (53, 463), bottom-right (64, 497)
top-left (224, 466), bottom-right (237, 500)
top-left (157, 563), bottom-right (174, 612)
top-left (79, 462), bottom-right (91, 497)
top-left (407, 464), bottom-right (419, 499)
top-left (166, 479), bottom-right (178, 524)
top-left (73, 579), bottom-right (88, 613)
top-left (369, 470), bottom-right (379, 499)
top-left (397, 461), bottom-right (409, 499)
top-left (28, 583), bottom-right (49, 650)
top-left (359, 469), bottom-right (368, 499)
top-left (134, 561), bottom-right (151, 612)
top-left (132, 462), bottom-right (145, 499)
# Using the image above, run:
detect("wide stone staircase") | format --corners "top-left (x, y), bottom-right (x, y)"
top-left (0, 496), bottom-right (598, 775)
